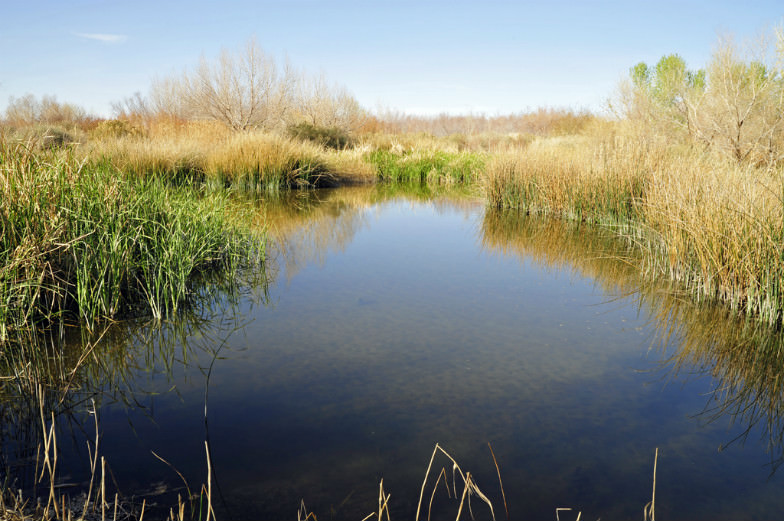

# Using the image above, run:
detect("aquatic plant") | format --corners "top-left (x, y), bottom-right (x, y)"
top-left (368, 148), bottom-right (485, 185)
top-left (0, 137), bottom-right (264, 336)
top-left (484, 132), bottom-right (784, 326)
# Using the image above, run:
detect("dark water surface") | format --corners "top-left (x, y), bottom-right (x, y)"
top-left (4, 186), bottom-right (784, 520)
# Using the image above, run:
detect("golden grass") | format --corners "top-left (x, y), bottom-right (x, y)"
top-left (14, 114), bottom-right (784, 325)
top-left (86, 123), bottom-right (381, 188)
top-left (642, 154), bottom-right (784, 321)
top-left (485, 129), bottom-right (784, 325)
top-left (203, 131), bottom-right (329, 189)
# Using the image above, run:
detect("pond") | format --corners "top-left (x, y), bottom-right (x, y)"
top-left (3, 185), bottom-right (784, 520)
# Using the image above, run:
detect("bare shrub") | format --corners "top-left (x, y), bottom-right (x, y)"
top-left (688, 30), bottom-right (784, 165)
top-left (147, 37), bottom-right (296, 131)
top-left (3, 94), bottom-right (87, 128)
top-left (294, 74), bottom-right (367, 133)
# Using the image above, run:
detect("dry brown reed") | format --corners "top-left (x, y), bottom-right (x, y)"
top-left (484, 129), bottom-right (784, 325)
top-left (86, 124), bottom-right (378, 189)
top-left (1, 398), bottom-right (215, 521)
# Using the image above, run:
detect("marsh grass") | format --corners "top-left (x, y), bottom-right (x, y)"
top-left (203, 132), bottom-right (331, 191)
top-left (0, 137), bottom-right (264, 336)
top-left (484, 135), bottom-right (653, 225)
top-left (640, 156), bottom-right (784, 323)
top-left (368, 149), bottom-right (485, 185)
top-left (89, 128), bottom-right (378, 190)
top-left (485, 133), bottom-right (784, 326)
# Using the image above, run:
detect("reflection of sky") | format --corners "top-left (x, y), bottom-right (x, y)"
top-left (50, 196), bottom-right (784, 520)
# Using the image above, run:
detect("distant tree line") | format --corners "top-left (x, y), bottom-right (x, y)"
top-left (375, 107), bottom-right (596, 137)
top-left (3, 94), bottom-right (90, 128)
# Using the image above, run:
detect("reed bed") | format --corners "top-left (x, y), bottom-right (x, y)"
top-left (89, 128), bottom-right (380, 190)
top-left (368, 148), bottom-right (486, 185)
top-left (485, 133), bottom-right (784, 326)
top-left (203, 132), bottom-right (330, 191)
top-left (86, 135), bottom-right (206, 183)
top-left (484, 135), bottom-right (655, 225)
top-left (641, 155), bottom-right (784, 324)
top-left (0, 137), bottom-right (263, 336)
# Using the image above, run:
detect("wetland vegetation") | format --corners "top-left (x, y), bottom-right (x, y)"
top-left (2, 26), bottom-right (784, 520)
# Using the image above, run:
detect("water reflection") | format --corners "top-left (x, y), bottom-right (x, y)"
top-left (0, 263), bottom-right (267, 504)
top-left (481, 207), bottom-right (784, 470)
top-left (2, 186), bottom-right (784, 519)
top-left (261, 185), bottom-right (480, 280)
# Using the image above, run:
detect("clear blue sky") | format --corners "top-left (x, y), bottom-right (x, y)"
top-left (1, 0), bottom-right (781, 117)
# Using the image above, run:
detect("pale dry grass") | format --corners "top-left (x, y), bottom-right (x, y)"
top-left (485, 134), bottom-right (656, 223)
top-left (204, 131), bottom-right (329, 188)
top-left (642, 153), bottom-right (784, 322)
top-left (485, 130), bottom-right (784, 324)
top-left (87, 123), bottom-right (379, 187)
top-left (87, 135), bottom-right (205, 178)
top-left (322, 147), bottom-right (377, 182)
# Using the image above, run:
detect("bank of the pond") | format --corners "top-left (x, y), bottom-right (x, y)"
top-left (85, 127), bottom-right (486, 190)
top-left (4, 126), bottom-right (784, 332)
top-left (88, 125), bottom-right (784, 329)
top-left (0, 129), bottom-right (488, 336)
top-left (0, 138), bottom-right (264, 338)
top-left (484, 135), bottom-right (784, 327)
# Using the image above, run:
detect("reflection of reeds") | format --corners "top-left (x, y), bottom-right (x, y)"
top-left (0, 268), bottom-right (263, 519)
top-left (484, 134), bottom-right (784, 326)
top-left (0, 137), bottom-right (265, 335)
top-left (481, 206), bottom-right (644, 298)
top-left (482, 207), bottom-right (784, 468)
top-left (1, 394), bottom-right (214, 521)
top-left (262, 184), bottom-right (480, 280)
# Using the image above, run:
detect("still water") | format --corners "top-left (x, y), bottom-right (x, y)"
top-left (4, 186), bottom-right (784, 520)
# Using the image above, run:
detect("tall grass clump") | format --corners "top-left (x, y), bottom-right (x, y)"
top-left (484, 135), bottom-right (654, 225)
top-left (368, 148), bottom-right (485, 185)
top-left (640, 154), bottom-right (784, 324)
top-left (88, 132), bottom-right (206, 184)
top-left (0, 137), bottom-right (264, 337)
top-left (485, 130), bottom-right (784, 325)
top-left (204, 132), bottom-right (332, 191)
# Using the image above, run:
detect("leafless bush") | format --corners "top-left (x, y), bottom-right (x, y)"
top-left (147, 38), bottom-right (296, 130)
top-left (134, 37), bottom-right (366, 136)
top-left (688, 30), bottom-right (784, 165)
top-left (3, 94), bottom-right (87, 127)
top-left (294, 74), bottom-right (368, 132)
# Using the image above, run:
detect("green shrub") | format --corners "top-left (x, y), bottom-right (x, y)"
top-left (288, 122), bottom-right (353, 150)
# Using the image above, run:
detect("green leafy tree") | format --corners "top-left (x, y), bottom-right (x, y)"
top-left (629, 54), bottom-right (705, 138)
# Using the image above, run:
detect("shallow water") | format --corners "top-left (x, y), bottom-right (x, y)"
top-left (4, 185), bottom-right (784, 520)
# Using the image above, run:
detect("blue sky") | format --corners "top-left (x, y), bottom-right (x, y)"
top-left (1, 1), bottom-right (781, 117)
